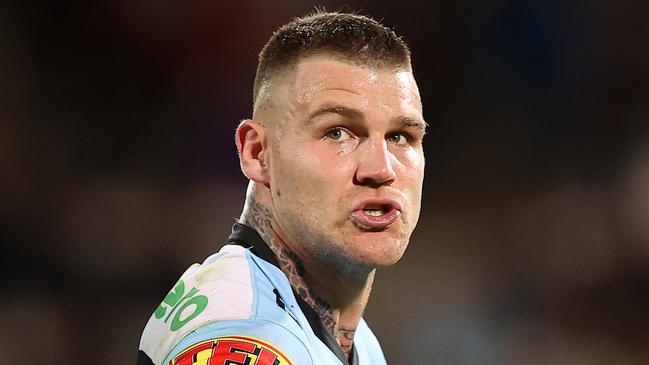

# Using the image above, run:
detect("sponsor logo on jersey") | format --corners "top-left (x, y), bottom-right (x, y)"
top-left (155, 279), bottom-right (209, 332)
top-left (169, 336), bottom-right (294, 365)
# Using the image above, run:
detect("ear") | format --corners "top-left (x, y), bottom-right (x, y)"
top-left (235, 119), bottom-right (270, 186)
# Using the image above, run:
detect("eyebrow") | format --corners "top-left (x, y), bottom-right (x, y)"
top-left (306, 105), bottom-right (363, 123)
top-left (396, 116), bottom-right (428, 134)
top-left (306, 104), bottom-right (428, 133)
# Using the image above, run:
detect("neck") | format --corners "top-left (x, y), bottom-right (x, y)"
top-left (239, 184), bottom-right (375, 359)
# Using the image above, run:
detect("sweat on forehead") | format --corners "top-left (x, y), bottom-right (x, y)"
top-left (252, 11), bottom-right (412, 112)
top-left (253, 55), bottom-right (413, 117)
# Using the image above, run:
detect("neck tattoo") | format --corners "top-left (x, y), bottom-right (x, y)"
top-left (242, 196), bottom-right (355, 359)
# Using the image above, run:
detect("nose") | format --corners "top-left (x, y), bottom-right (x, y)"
top-left (354, 137), bottom-right (397, 187)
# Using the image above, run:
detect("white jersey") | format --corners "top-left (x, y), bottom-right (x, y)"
top-left (137, 224), bottom-right (387, 365)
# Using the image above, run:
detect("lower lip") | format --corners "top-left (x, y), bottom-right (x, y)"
top-left (350, 209), bottom-right (401, 231)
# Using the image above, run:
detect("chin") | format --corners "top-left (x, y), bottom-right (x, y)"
top-left (363, 249), bottom-right (407, 267)
top-left (349, 231), bottom-right (410, 268)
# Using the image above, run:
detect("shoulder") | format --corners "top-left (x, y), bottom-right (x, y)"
top-left (139, 245), bottom-right (312, 365)
top-left (138, 245), bottom-right (256, 364)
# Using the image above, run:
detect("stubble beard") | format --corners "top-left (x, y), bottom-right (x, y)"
top-left (284, 214), bottom-right (411, 276)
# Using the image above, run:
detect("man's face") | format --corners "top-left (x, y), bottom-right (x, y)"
top-left (262, 56), bottom-right (425, 269)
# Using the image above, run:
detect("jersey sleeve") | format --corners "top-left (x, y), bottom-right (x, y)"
top-left (162, 319), bottom-right (313, 365)
top-left (138, 245), bottom-right (315, 365)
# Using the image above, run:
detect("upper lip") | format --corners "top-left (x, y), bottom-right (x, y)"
top-left (352, 198), bottom-right (403, 213)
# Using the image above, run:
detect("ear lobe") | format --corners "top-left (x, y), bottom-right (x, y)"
top-left (235, 119), bottom-right (270, 185)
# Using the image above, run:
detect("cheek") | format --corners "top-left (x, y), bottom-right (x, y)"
top-left (399, 148), bottom-right (425, 205)
top-left (335, 140), bottom-right (358, 156)
top-left (271, 145), bottom-right (355, 201)
top-left (284, 142), bottom-right (358, 177)
top-left (270, 147), bottom-right (356, 237)
top-left (271, 155), bottom-right (310, 197)
top-left (399, 148), bottom-right (425, 179)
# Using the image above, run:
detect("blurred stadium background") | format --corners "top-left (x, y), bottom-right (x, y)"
top-left (2, 0), bottom-right (649, 363)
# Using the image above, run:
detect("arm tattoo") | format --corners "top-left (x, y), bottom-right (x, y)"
top-left (242, 196), bottom-right (339, 337)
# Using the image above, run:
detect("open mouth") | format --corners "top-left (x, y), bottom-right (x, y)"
top-left (363, 206), bottom-right (388, 216)
top-left (351, 202), bottom-right (401, 231)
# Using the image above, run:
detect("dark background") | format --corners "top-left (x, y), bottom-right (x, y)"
top-left (2, 0), bottom-right (649, 363)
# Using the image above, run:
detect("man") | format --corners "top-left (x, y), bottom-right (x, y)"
top-left (138, 10), bottom-right (426, 365)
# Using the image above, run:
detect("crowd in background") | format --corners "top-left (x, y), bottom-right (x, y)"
top-left (2, 0), bottom-right (649, 363)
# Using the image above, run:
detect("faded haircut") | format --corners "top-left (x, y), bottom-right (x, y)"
top-left (253, 11), bottom-right (412, 109)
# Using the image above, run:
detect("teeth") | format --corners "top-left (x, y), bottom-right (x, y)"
top-left (364, 209), bottom-right (385, 216)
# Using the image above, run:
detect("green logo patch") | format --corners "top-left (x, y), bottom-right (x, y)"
top-left (155, 279), bottom-right (208, 331)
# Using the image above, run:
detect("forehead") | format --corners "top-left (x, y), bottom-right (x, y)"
top-left (287, 56), bottom-right (422, 110)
